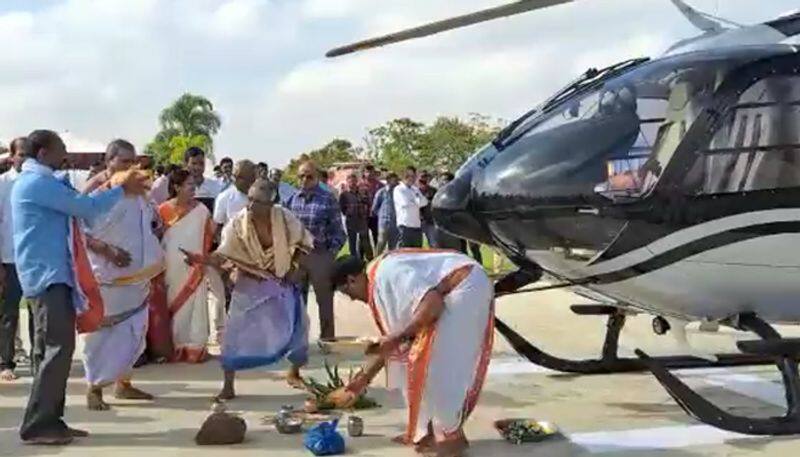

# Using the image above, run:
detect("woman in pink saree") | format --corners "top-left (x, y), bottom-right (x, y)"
top-left (158, 169), bottom-right (223, 363)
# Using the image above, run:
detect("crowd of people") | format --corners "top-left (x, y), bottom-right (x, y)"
top-left (322, 164), bottom-right (484, 264)
top-left (0, 130), bottom-right (495, 457)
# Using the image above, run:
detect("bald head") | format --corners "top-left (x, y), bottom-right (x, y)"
top-left (233, 159), bottom-right (257, 194)
top-left (298, 161), bottom-right (319, 190)
top-left (248, 178), bottom-right (278, 204)
top-left (247, 178), bottom-right (278, 221)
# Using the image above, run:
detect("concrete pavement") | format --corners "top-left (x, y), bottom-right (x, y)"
top-left (1, 288), bottom-right (800, 456)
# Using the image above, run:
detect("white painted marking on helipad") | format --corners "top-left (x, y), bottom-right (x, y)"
top-left (674, 366), bottom-right (755, 377)
top-left (704, 373), bottom-right (785, 407)
top-left (487, 357), bottom-right (788, 453)
top-left (569, 424), bottom-right (753, 453)
top-left (487, 358), bottom-right (554, 376)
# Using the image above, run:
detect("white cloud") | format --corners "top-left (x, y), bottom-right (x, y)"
top-left (300, 0), bottom-right (367, 19)
top-left (210, 0), bottom-right (268, 38)
top-left (61, 131), bottom-right (106, 152)
top-left (0, 0), bottom-right (797, 166)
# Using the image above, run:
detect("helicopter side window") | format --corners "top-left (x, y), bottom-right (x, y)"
top-left (595, 74), bottom-right (718, 199)
top-left (688, 75), bottom-right (800, 195)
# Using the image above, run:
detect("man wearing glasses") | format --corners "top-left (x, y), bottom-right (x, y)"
top-left (284, 161), bottom-right (345, 340)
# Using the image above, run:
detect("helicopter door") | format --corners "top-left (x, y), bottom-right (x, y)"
top-left (688, 74), bottom-right (800, 195)
top-left (641, 78), bottom-right (710, 194)
top-left (669, 71), bottom-right (800, 270)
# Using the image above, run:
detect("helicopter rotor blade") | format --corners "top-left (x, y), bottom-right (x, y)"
top-left (668, 0), bottom-right (729, 33)
top-left (325, 0), bottom-right (574, 58)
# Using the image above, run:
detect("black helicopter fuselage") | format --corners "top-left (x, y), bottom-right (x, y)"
top-left (434, 44), bottom-right (800, 323)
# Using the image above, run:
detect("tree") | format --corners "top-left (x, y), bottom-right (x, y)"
top-left (362, 115), bottom-right (502, 174)
top-left (364, 118), bottom-right (426, 171)
top-left (146, 132), bottom-right (213, 166)
top-left (418, 114), bottom-right (501, 172)
top-left (145, 93), bottom-right (222, 165)
top-left (281, 113), bottom-right (504, 185)
top-left (284, 138), bottom-right (360, 185)
top-left (159, 94), bottom-right (221, 139)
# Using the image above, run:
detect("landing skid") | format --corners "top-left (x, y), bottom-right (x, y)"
top-left (637, 313), bottom-right (800, 435)
top-left (494, 313), bottom-right (773, 375)
top-left (493, 270), bottom-right (774, 375)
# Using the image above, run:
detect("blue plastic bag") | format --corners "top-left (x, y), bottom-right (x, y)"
top-left (303, 419), bottom-right (345, 456)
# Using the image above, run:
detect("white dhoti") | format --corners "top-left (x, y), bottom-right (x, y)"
top-left (368, 250), bottom-right (495, 443)
top-left (73, 192), bottom-right (164, 386)
top-left (82, 306), bottom-right (148, 386)
top-left (410, 267), bottom-right (493, 440)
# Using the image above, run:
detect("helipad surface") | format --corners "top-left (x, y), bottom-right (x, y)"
top-left (1, 288), bottom-right (799, 456)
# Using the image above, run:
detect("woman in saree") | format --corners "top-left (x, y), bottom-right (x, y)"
top-left (183, 179), bottom-right (313, 400)
top-left (158, 169), bottom-right (223, 363)
top-left (328, 251), bottom-right (495, 457)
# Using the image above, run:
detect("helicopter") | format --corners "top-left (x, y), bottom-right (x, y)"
top-left (326, 0), bottom-right (800, 437)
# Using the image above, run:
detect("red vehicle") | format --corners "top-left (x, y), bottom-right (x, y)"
top-left (328, 161), bottom-right (368, 192)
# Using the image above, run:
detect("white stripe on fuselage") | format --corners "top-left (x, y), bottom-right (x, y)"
top-left (580, 208), bottom-right (800, 276)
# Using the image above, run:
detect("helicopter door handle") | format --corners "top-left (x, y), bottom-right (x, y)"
top-left (577, 207), bottom-right (600, 215)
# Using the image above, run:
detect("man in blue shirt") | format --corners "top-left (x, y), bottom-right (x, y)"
top-left (13, 130), bottom-right (146, 445)
top-left (284, 161), bottom-right (345, 340)
top-left (371, 172), bottom-right (400, 254)
top-left (267, 168), bottom-right (297, 204)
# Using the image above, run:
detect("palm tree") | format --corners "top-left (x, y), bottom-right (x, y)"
top-left (158, 93), bottom-right (222, 154)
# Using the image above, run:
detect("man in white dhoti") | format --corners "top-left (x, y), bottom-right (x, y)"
top-left (184, 179), bottom-right (313, 400)
top-left (328, 251), bottom-right (495, 457)
top-left (78, 140), bottom-right (164, 410)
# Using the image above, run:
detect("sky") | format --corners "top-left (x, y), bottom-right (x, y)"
top-left (0, 0), bottom-right (797, 166)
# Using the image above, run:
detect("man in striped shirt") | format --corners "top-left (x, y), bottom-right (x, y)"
top-left (284, 161), bottom-right (346, 340)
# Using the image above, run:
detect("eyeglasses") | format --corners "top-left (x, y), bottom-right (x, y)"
top-left (298, 174), bottom-right (315, 180)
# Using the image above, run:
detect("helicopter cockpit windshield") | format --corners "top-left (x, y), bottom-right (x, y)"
top-left (475, 49), bottom-right (787, 205)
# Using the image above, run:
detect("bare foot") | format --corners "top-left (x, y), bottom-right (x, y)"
top-left (214, 388), bottom-right (236, 401)
top-left (114, 383), bottom-right (154, 400)
top-left (286, 369), bottom-right (305, 389)
top-left (87, 389), bottom-right (111, 411)
top-left (391, 434), bottom-right (409, 445)
top-left (0, 369), bottom-right (17, 381)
